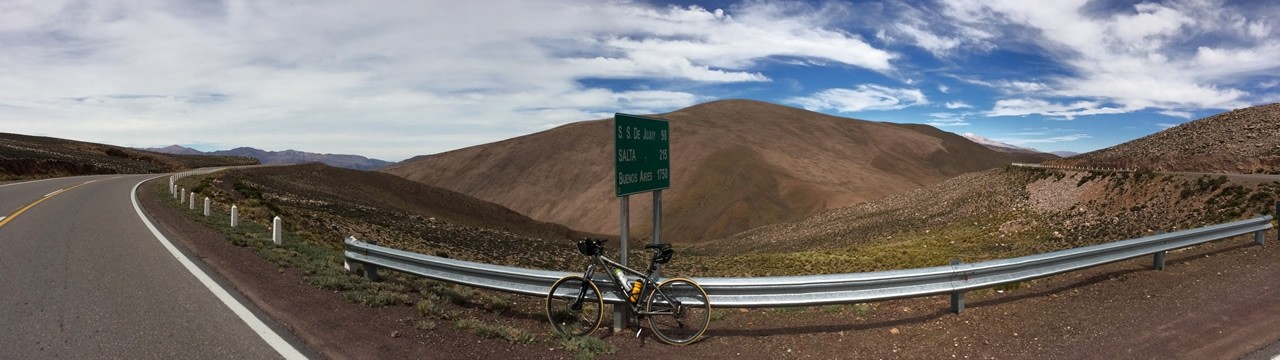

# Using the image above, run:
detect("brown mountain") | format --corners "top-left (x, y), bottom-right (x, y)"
top-left (1050, 103), bottom-right (1280, 172)
top-left (0, 132), bottom-right (257, 180)
top-left (383, 99), bottom-right (1019, 243)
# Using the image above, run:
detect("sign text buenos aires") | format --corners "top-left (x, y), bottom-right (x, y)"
top-left (614, 113), bottom-right (669, 197)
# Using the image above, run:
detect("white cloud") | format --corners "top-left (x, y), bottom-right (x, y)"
top-left (873, 2), bottom-right (997, 57)
top-left (787, 85), bottom-right (928, 113)
top-left (926, 112), bottom-right (969, 127)
top-left (987, 98), bottom-right (1127, 120)
top-left (923, 0), bottom-right (1279, 115)
top-left (961, 132), bottom-right (1026, 149)
top-left (0, 0), bottom-right (896, 160)
top-left (944, 101), bottom-right (973, 109)
top-left (1002, 81), bottom-right (1050, 94)
top-left (1003, 133), bottom-right (1092, 145)
top-left (1157, 110), bottom-right (1194, 119)
top-left (938, 84), bottom-right (950, 93)
top-left (1156, 122), bottom-right (1180, 129)
top-left (950, 77), bottom-right (1053, 96)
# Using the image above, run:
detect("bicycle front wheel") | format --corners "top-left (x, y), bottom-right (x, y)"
top-left (645, 278), bottom-right (711, 345)
top-left (546, 276), bottom-right (604, 337)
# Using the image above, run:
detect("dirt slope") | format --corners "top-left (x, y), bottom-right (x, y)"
top-left (1051, 103), bottom-right (1280, 172)
top-left (0, 132), bottom-right (257, 179)
top-left (384, 99), bottom-right (1016, 243)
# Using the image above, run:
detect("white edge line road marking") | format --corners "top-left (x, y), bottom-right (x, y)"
top-left (130, 176), bottom-right (308, 360)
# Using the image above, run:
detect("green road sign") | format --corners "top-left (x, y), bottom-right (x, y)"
top-left (614, 113), bottom-right (669, 197)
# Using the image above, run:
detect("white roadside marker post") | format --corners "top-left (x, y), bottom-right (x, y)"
top-left (272, 216), bottom-right (282, 246)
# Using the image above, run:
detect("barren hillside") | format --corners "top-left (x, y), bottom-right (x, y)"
top-left (1051, 103), bottom-right (1280, 172)
top-left (0, 132), bottom-right (258, 179)
top-left (383, 99), bottom-right (1018, 243)
top-left (678, 166), bottom-right (1279, 276)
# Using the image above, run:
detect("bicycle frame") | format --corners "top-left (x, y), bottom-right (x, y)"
top-left (578, 252), bottom-right (680, 316)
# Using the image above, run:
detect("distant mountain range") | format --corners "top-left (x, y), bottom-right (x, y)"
top-left (960, 133), bottom-right (1061, 163)
top-left (0, 133), bottom-right (257, 179)
top-left (143, 145), bottom-right (392, 171)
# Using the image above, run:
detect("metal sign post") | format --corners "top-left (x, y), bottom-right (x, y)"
top-left (616, 195), bottom-right (629, 331)
top-left (652, 189), bottom-right (662, 277)
top-left (613, 113), bottom-right (670, 332)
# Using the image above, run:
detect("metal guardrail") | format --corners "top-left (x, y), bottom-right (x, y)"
top-left (344, 215), bottom-right (1271, 312)
top-left (169, 165), bottom-right (278, 195)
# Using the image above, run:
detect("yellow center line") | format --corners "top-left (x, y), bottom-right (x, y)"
top-left (0, 180), bottom-right (97, 229)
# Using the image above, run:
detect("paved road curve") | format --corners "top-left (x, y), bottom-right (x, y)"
top-left (0, 175), bottom-right (300, 359)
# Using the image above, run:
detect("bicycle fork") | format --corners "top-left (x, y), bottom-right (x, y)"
top-left (568, 264), bottom-right (599, 311)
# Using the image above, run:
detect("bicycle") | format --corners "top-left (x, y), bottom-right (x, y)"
top-left (546, 238), bottom-right (710, 345)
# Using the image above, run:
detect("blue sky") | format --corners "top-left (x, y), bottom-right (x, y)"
top-left (1, 0), bottom-right (1278, 161)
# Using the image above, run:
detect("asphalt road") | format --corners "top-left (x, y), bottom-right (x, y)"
top-left (0, 175), bottom-right (300, 359)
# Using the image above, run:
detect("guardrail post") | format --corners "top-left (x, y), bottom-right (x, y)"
top-left (179, 188), bottom-right (185, 203)
top-left (189, 193), bottom-right (196, 210)
top-left (203, 197), bottom-right (211, 216)
top-left (950, 258), bottom-right (965, 314)
top-left (343, 237), bottom-right (353, 272)
top-left (1153, 231), bottom-right (1166, 270)
top-left (230, 205), bottom-right (238, 227)
top-left (1256, 230), bottom-right (1266, 245)
top-left (363, 239), bottom-right (381, 281)
top-left (272, 216), bottom-right (282, 245)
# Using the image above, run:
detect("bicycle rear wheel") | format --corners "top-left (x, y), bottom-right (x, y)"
top-left (546, 276), bottom-right (604, 337)
top-left (645, 278), bottom-right (710, 345)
